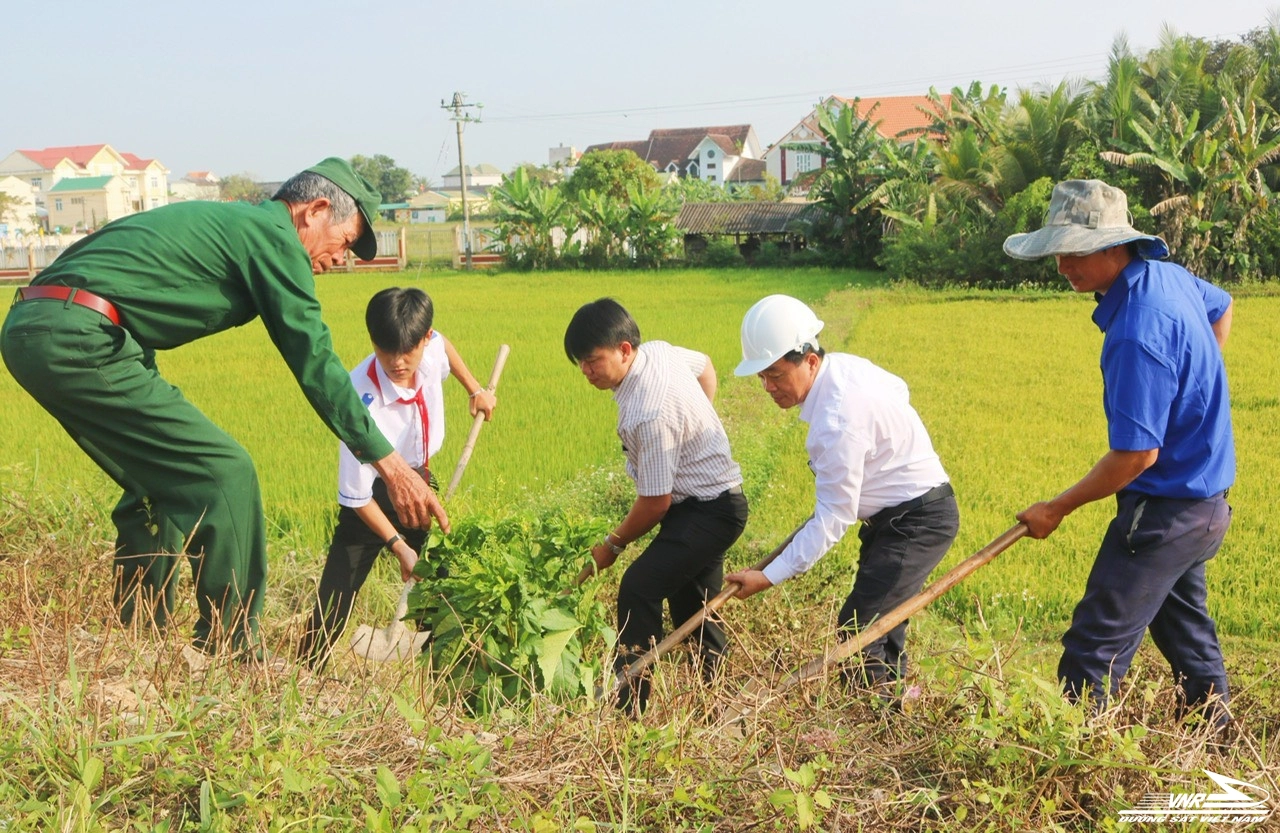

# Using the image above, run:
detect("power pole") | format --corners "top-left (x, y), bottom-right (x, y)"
top-left (442, 92), bottom-right (482, 270)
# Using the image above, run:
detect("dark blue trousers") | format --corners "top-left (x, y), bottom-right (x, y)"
top-left (1059, 490), bottom-right (1231, 720)
top-left (841, 493), bottom-right (959, 686)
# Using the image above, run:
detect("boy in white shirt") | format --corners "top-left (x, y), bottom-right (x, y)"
top-left (299, 287), bottom-right (496, 669)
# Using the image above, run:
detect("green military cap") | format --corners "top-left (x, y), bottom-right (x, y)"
top-left (305, 157), bottom-right (382, 261)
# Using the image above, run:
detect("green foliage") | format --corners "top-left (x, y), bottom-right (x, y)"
top-left (350, 154), bottom-right (415, 203)
top-left (878, 178), bottom-right (1059, 286)
top-left (562, 149), bottom-right (661, 203)
top-left (799, 99), bottom-right (891, 266)
top-left (4, 274), bottom-right (1280, 828)
top-left (575, 187), bottom-right (629, 267)
top-left (624, 182), bottom-right (681, 268)
top-left (406, 511), bottom-right (614, 707)
top-left (693, 238), bottom-right (746, 267)
top-left (767, 761), bottom-right (834, 830)
top-left (218, 173), bottom-right (268, 204)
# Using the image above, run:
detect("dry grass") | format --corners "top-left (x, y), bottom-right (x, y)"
top-left (3, 486), bottom-right (1278, 831)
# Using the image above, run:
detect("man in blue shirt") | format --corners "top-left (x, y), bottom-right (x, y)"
top-left (1005, 179), bottom-right (1234, 729)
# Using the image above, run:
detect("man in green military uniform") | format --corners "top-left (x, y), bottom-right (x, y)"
top-left (1, 157), bottom-right (448, 656)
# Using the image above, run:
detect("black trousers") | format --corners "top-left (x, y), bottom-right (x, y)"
top-left (615, 489), bottom-right (749, 711)
top-left (840, 492), bottom-right (959, 688)
top-left (298, 470), bottom-right (437, 669)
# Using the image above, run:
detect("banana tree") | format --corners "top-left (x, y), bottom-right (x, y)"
top-left (489, 166), bottom-right (571, 269)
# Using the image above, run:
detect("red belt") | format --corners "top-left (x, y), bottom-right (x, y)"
top-left (17, 285), bottom-right (121, 326)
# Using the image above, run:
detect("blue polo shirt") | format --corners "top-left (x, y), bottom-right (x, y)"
top-left (1091, 258), bottom-right (1234, 498)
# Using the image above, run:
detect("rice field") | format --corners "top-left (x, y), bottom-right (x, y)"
top-left (1, 270), bottom-right (1277, 640)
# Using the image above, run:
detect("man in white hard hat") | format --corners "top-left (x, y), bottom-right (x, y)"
top-left (1006, 179), bottom-right (1234, 728)
top-left (726, 295), bottom-right (958, 692)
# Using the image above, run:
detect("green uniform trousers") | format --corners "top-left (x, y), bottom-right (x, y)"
top-left (2, 299), bottom-right (266, 653)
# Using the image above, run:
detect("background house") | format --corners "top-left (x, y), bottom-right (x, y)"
top-left (764, 95), bottom-right (949, 187)
top-left (0, 176), bottom-right (40, 238)
top-left (548, 144), bottom-right (581, 170)
top-left (582, 125), bottom-right (763, 184)
top-left (441, 163), bottom-right (504, 192)
top-left (402, 190), bottom-right (451, 223)
top-left (46, 176), bottom-right (132, 231)
top-left (0, 144), bottom-right (170, 214)
top-left (169, 171), bottom-right (221, 201)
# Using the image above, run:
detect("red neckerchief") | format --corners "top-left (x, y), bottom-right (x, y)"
top-left (367, 359), bottom-right (429, 470)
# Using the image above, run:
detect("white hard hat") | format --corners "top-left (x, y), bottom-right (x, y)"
top-left (734, 294), bottom-right (824, 376)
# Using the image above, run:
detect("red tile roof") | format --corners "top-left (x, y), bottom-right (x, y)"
top-left (727, 158), bottom-right (767, 183)
top-left (17, 144), bottom-right (157, 172)
top-left (18, 144), bottom-right (108, 169)
top-left (120, 152), bottom-right (155, 170)
top-left (585, 125), bottom-right (755, 172)
top-left (830, 94), bottom-right (951, 140)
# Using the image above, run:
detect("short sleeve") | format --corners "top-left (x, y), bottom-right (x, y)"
top-left (1194, 277), bottom-right (1231, 324)
top-left (626, 418), bottom-right (679, 497)
top-left (672, 345), bottom-right (708, 377)
top-left (1103, 339), bottom-right (1177, 452)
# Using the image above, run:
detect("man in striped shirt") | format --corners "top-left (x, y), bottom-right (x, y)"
top-left (565, 298), bottom-right (749, 713)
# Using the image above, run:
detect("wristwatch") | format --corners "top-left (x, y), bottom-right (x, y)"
top-left (602, 532), bottom-right (625, 556)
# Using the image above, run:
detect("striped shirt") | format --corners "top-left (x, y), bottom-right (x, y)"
top-left (613, 341), bottom-right (742, 501)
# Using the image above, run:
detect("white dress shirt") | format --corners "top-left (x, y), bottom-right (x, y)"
top-left (763, 353), bottom-right (949, 585)
top-left (613, 341), bottom-right (743, 501)
top-left (337, 332), bottom-right (450, 507)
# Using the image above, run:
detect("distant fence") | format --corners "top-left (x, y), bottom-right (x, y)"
top-left (0, 242), bottom-right (76, 280)
top-left (1, 227), bottom-right (406, 281)
top-left (330, 228), bottom-right (406, 273)
top-left (453, 226), bottom-right (504, 269)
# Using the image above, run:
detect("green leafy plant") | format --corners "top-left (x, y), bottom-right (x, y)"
top-left (406, 511), bottom-right (615, 708)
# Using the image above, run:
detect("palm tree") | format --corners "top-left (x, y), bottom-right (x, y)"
top-left (1093, 35), bottom-right (1151, 145)
top-left (1002, 81), bottom-right (1091, 192)
top-left (575, 188), bottom-right (628, 268)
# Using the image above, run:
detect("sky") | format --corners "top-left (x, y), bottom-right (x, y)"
top-left (4, 1), bottom-right (1274, 185)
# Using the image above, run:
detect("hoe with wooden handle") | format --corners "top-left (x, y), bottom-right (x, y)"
top-left (351, 344), bottom-right (511, 662)
top-left (721, 523), bottom-right (1028, 724)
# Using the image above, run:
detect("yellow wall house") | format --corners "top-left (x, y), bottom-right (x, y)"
top-left (0, 144), bottom-right (170, 213)
top-left (47, 176), bottom-right (132, 231)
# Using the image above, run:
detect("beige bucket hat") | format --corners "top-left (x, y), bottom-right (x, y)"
top-left (1003, 179), bottom-right (1168, 261)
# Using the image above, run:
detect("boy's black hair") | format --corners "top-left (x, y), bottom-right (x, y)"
top-left (564, 298), bottom-right (641, 363)
top-left (366, 287), bottom-right (434, 353)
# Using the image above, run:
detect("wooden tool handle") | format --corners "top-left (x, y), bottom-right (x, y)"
top-left (602, 518), bottom-right (809, 699)
top-left (444, 344), bottom-right (510, 500)
top-left (722, 523), bottom-right (1028, 724)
